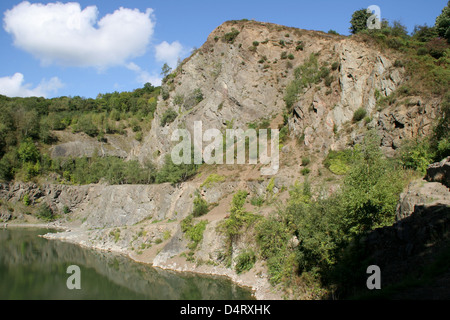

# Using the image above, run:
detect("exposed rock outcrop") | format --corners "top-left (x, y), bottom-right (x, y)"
top-left (129, 20), bottom-right (438, 165)
top-left (361, 203), bottom-right (450, 298)
top-left (396, 179), bottom-right (450, 221)
top-left (426, 157), bottom-right (450, 188)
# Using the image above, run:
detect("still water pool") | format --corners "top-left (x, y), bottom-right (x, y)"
top-left (0, 228), bottom-right (254, 300)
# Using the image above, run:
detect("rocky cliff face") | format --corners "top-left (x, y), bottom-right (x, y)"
top-left (130, 20), bottom-right (438, 164)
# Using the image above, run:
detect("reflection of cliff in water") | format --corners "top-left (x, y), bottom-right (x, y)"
top-left (0, 228), bottom-right (253, 300)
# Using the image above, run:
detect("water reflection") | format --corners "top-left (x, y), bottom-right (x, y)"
top-left (0, 228), bottom-right (254, 300)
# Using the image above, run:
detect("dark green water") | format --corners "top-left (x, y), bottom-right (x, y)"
top-left (0, 228), bottom-right (254, 300)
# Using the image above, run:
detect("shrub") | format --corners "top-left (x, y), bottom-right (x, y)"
top-left (218, 191), bottom-right (259, 263)
top-left (417, 47), bottom-right (429, 56)
top-left (235, 250), bottom-right (256, 274)
top-left (250, 195), bottom-right (265, 207)
top-left (331, 61), bottom-right (340, 71)
top-left (426, 38), bottom-right (449, 59)
top-left (412, 24), bottom-right (438, 43)
top-left (319, 67), bottom-right (331, 79)
top-left (193, 192), bottom-right (209, 217)
top-left (38, 203), bottom-right (54, 221)
top-left (287, 53), bottom-right (295, 60)
top-left (301, 157), bottom-right (311, 166)
top-left (76, 115), bottom-right (99, 137)
top-left (160, 109), bottom-right (178, 127)
top-left (256, 209), bottom-right (298, 285)
top-left (324, 75), bottom-right (334, 87)
top-left (155, 154), bottom-right (198, 185)
top-left (352, 108), bottom-right (367, 122)
top-left (301, 168), bottom-right (311, 176)
top-left (399, 138), bottom-right (435, 174)
top-left (181, 215), bottom-right (208, 250)
top-left (223, 28), bottom-right (240, 44)
top-left (284, 53), bottom-right (320, 111)
top-left (252, 41), bottom-right (260, 47)
top-left (280, 51), bottom-right (288, 59)
top-left (173, 94), bottom-right (184, 106)
top-left (349, 9), bottom-right (372, 34)
top-left (18, 139), bottom-right (40, 164)
top-left (394, 60), bottom-right (404, 68)
top-left (23, 194), bottom-right (30, 206)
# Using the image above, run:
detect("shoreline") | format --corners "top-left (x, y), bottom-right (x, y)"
top-left (4, 222), bottom-right (284, 300)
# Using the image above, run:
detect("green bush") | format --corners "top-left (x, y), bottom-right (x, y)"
top-left (235, 250), bottom-right (256, 274)
top-left (284, 53), bottom-right (320, 111)
top-left (193, 192), bottom-right (209, 217)
top-left (250, 195), bottom-right (265, 207)
top-left (301, 168), bottom-right (311, 176)
top-left (399, 138), bottom-right (435, 174)
top-left (256, 214), bottom-right (294, 284)
top-left (223, 28), bottom-right (240, 44)
top-left (352, 108), bottom-right (367, 122)
top-left (181, 215), bottom-right (208, 250)
top-left (301, 157), bottom-right (311, 166)
top-left (155, 154), bottom-right (198, 185)
top-left (160, 109), bottom-right (178, 127)
top-left (349, 8), bottom-right (372, 34)
top-left (38, 203), bottom-right (54, 221)
top-left (18, 139), bottom-right (40, 164)
top-left (331, 62), bottom-right (340, 71)
top-left (319, 66), bottom-right (330, 79)
top-left (218, 191), bottom-right (259, 263)
top-left (23, 194), bottom-right (30, 206)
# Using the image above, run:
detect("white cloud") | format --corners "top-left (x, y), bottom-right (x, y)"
top-left (0, 73), bottom-right (64, 98)
top-left (3, 1), bottom-right (155, 69)
top-left (155, 41), bottom-right (187, 69)
top-left (126, 62), bottom-right (162, 87)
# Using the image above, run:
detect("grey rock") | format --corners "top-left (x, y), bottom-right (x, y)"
top-left (426, 157), bottom-right (450, 188)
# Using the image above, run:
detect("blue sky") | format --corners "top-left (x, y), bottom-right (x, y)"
top-left (0, 0), bottom-right (447, 99)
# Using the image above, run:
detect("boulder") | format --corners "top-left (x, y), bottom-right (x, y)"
top-left (426, 157), bottom-right (450, 188)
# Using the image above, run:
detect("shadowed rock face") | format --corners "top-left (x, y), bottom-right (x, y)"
top-left (358, 204), bottom-right (450, 298)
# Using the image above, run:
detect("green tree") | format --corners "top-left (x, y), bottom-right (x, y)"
top-left (412, 24), bottom-right (438, 42)
top-left (155, 154), bottom-right (198, 185)
top-left (435, 1), bottom-right (450, 43)
top-left (350, 8), bottom-right (372, 34)
top-left (161, 63), bottom-right (172, 79)
top-left (18, 139), bottom-right (40, 163)
top-left (340, 131), bottom-right (406, 237)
